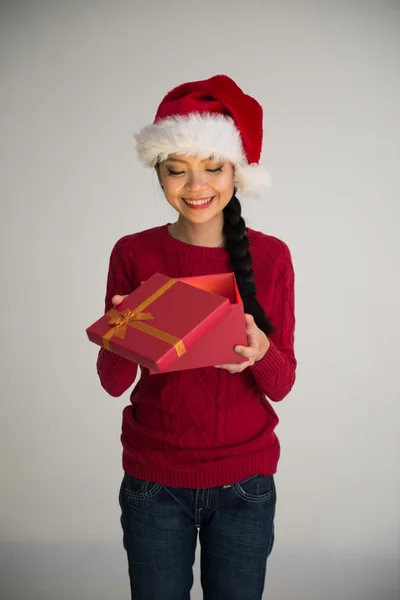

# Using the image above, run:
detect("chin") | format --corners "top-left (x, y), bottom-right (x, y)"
top-left (181, 207), bottom-right (219, 223)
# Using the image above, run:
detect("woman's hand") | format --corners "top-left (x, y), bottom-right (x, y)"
top-left (215, 314), bottom-right (271, 374)
top-left (111, 295), bottom-right (128, 307)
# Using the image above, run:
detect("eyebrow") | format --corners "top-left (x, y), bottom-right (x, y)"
top-left (164, 156), bottom-right (218, 164)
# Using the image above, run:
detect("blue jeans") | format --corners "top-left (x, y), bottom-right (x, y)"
top-left (119, 473), bottom-right (276, 599)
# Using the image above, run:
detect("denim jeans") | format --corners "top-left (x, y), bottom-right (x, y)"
top-left (119, 472), bottom-right (276, 600)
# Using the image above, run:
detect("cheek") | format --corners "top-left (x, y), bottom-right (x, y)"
top-left (169, 184), bottom-right (184, 202)
top-left (160, 176), bottom-right (182, 200)
top-left (215, 173), bottom-right (234, 200)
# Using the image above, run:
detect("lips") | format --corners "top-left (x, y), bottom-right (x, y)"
top-left (183, 196), bottom-right (215, 209)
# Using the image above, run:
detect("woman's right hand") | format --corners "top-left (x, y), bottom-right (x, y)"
top-left (111, 295), bottom-right (128, 307)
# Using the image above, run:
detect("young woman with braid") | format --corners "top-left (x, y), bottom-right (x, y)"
top-left (96, 75), bottom-right (296, 600)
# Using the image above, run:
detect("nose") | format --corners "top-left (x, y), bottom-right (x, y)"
top-left (185, 170), bottom-right (208, 191)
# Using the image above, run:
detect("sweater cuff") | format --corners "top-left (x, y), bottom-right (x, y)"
top-left (250, 339), bottom-right (286, 381)
top-left (97, 348), bottom-right (138, 397)
top-left (98, 347), bottom-right (133, 369)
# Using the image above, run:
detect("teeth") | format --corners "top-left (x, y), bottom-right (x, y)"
top-left (184, 197), bottom-right (212, 205)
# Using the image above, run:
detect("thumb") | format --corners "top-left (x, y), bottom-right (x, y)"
top-left (112, 294), bottom-right (128, 306)
top-left (244, 314), bottom-right (258, 345)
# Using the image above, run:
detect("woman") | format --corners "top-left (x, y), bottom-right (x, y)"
top-left (96, 74), bottom-right (297, 600)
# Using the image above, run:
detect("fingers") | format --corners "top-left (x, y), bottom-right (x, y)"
top-left (214, 315), bottom-right (259, 373)
top-left (244, 313), bottom-right (255, 327)
top-left (112, 294), bottom-right (128, 306)
top-left (215, 357), bottom-right (255, 374)
top-left (215, 364), bottom-right (251, 374)
top-left (235, 315), bottom-right (258, 359)
top-left (234, 344), bottom-right (258, 360)
top-left (244, 313), bottom-right (258, 340)
top-left (242, 313), bottom-right (269, 362)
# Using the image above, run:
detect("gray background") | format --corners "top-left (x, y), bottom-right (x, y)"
top-left (1, 1), bottom-right (399, 599)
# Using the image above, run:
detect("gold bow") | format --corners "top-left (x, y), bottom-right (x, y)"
top-left (104, 308), bottom-right (153, 342)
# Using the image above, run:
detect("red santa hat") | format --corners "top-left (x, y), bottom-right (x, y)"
top-left (135, 74), bottom-right (270, 197)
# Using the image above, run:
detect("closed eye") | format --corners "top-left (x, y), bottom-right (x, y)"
top-left (167, 166), bottom-right (223, 176)
top-left (167, 169), bottom-right (185, 176)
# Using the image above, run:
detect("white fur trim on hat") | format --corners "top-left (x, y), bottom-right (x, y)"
top-left (234, 163), bottom-right (271, 197)
top-left (135, 113), bottom-right (270, 197)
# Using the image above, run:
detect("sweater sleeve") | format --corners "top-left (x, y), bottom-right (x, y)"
top-left (250, 241), bottom-right (297, 402)
top-left (96, 240), bottom-right (139, 397)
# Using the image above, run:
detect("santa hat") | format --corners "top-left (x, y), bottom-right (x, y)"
top-left (135, 74), bottom-right (270, 197)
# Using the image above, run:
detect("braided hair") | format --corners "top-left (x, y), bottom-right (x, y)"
top-left (223, 193), bottom-right (275, 336)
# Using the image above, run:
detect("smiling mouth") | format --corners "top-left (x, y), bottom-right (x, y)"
top-left (183, 196), bottom-right (215, 209)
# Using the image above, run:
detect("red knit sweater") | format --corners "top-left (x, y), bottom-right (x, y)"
top-left (96, 224), bottom-right (296, 488)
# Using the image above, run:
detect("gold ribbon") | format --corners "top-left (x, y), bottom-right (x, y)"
top-left (102, 278), bottom-right (186, 358)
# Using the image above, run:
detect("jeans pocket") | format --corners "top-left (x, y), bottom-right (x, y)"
top-left (233, 474), bottom-right (275, 504)
top-left (121, 473), bottom-right (163, 501)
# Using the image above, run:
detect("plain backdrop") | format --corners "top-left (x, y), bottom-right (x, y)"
top-left (1, 1), bottom-right (399, 599)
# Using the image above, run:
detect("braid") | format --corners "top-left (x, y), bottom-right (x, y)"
top-left (223, 194), bottom-right (275, 336)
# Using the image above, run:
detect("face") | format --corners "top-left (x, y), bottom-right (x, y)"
top-left (157, 154), bottom-right (234, 225)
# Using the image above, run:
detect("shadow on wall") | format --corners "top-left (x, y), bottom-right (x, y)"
top-left (0, 542), bottom-right (399, 600)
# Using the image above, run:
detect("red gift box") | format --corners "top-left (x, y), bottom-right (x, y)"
top-left (86, 273), bottom-right (231, 373)
top-left (149, 273), bottom-right (248, 373)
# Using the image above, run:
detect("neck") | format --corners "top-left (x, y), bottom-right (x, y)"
top-left (169, 215), bottom-right (225, 248)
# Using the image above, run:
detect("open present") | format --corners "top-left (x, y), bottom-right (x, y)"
top-left (86, 272), bottom-right (234, 373)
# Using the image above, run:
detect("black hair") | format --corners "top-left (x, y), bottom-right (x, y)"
top-left (223, 193), bottom-right (275, 335)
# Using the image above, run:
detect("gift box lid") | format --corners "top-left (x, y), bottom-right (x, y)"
top-left (86, 272), bottom-right (231, 372)
top-left (148, 272), bottom-right (247, 374)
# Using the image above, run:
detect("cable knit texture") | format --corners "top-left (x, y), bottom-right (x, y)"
top-left (96, 224), bottom-right (296, 488)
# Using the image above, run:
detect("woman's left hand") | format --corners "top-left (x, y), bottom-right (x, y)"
top-left (215, 314), bottom-right (271, 374)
